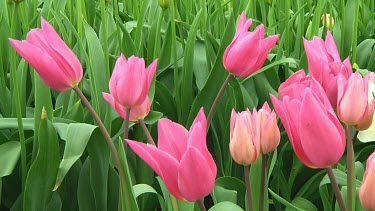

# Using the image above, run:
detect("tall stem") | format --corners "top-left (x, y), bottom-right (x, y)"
top-left (197, 198), bottom-right (206, 211)
top-left (259, 154), bottom-right (267, 211)
top-left (207, 74), bottom-right (233, 126)
top-left (139, 119), bottom-right (156, 145)
top-left (325, 167), bottom-right (346, 211)
top-left (346, 124), bottom-right (355, 211)
top-left (244, 165), bottom-right (254, 211)
top-left (73, 86), bottom-right (132, 209)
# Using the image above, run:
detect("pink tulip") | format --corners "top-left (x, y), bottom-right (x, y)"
top-left (303, 31), bottom-right (352, 107)
top-left (271, 70), bottom-right (345, 168)
top-left (105, 54), bottom-right (157, 109)
top-left (102, 93), bottom-right (150, 122)
top-left (9, 18), bottom-right (83, 91)
top-left (126, 108), bottom-right (217, 201)
top-left (257, 102), bottom-right (280, 154)
top-left (337, 71), bottom-right (375, 130)
top-left (223, 12), bottom-right (279, 76)
top-left (229, 108), bottom-right (260, 165)
top-left (359, 151), bottom-right (375, 211)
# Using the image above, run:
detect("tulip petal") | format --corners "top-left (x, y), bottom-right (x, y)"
top-left (126, 140), bottom-right (184, 199)
top-left (158, 118), bottom-right (189, 161)
top-left (178, 147), bottom-right (216, 201)
top-left (324, 31), bottom-right (341, 61)
top-left (102, 92), bottom-right (127, 119)
top-left (359, 156), bottom-right (375, 210)
top-left (299, 90), bottom-right (345, 168)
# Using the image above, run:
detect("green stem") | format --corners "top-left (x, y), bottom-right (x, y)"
top-left (325, 167), bottom-right (346, 211)
top-left (100, 0), bottom-right (110, 81)
top-left (259, 154), bottom-right (267, 211)
top-left (244, 165), bottom-right (254, 211)
top-left (10, 2), bottom-right (27, 191)
top-left (346, 124), bottom-right (355, 211)
top-left (351, 0), bottom-right (360, 63)
top-left (139, 119), bottom-right (156, 145)
top-left (207, 74), bottom-right (233, 126)
top-left (73, 86), bottom-right (132, 210)
top-left (340, 0), bottom-right (346, 58)
top-left (197, 198), bottom-right (206, 211)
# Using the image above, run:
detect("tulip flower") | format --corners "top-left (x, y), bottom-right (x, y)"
top-left (321, 14), bottom-right (334, 30)
top-left (271, 70), bottom-right (346, 168)
top-left (223, 12), bottom-right (279, 77)
top-left (358, 72), bottom-right (375, 142)
top-left (303, 31), bottom-right (352, 107)
top-left (337, 71), bottom-right (375, 130)
top-left (102, 93), bottom-right (150, 122)
top-left (229, 108), bottom-right (260, 165)
top-left (9, 18), bottom-right (83, 91)
top-left (359, 151), bottom-right (375, 211)
top-left (126, 108), bottom-right (217, 202)
top-left (104, 54), bottom-right (157, 108)
top-left (257, 102), bottom-right (280, 154)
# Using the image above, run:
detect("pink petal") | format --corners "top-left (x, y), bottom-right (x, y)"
top-left (157, 118), bottom-right (189, 161)
top-left (126, 139), bottom-right (184, 200)
top-left (102, 92), bottom-right (127, 119)
top-left (178, 147), bottom-right (216, 201)
top-left (324, 31), bottom-right (341, 61)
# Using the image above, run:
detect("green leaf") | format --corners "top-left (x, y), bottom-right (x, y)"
top-left (133, 184), bottom-right (166, 210)
top-left (77, 158), bottom-right (96, 211)
top-left (268, 188), bottom-right (308, 211)
top-left (0, 141), bottom-right (21, 178)
top-left (23, 110), bottom-right (60, 211)
top-left (54, 123), bottom-right (97, 191)
top-left (285, 197), bottom-right (318, 211)
top-left (144, 111), bottom-right (163, 125)
top-left (212, 177), bottom-right (246, 208)
top-left (208, 201), bottom-right (243, 211)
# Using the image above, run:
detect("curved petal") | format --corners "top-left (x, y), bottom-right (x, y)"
top-left (126, 139), bottom-right (184, 199)
top-left (158, 118), bottom-right (189, 161)
top-left (102, 92), bottom-right (127, 119)
top-left (178, 147), bottom-right (216, 201)
top-left (324, 31), bottom-right (340, 61)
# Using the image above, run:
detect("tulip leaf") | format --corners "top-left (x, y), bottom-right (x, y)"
top-left (23, 111), bottom-right (60, 211)
top-left (319, 168), bottom-right (362, 188)
top-left (77, 158), bottom-right (97, 211)
top-left (0, 141), bottom-right (21, 178)
top-left (54, 123), bottom-right (97, 191)
top-left (212, 176), bottom-right (246, 208)
top-left (133, 184), bottom-right (166, 210)
top-left (285, 197), bottom-right (318, 211)
top-left (144, 111), bottom-right (163, 125)
top-left (208, 201), bottom-right (243, 211)
top-left (268, 188), bottom-right (308, 211)
top-left (0, 118), bottom-right (34, 130)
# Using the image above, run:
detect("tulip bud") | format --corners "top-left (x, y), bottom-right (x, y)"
top-left (265, 0), bottom-right (272, 5)
top-left (257, 102), bottom-right (280, 154)
top-left (229, 109), bottom-right (260, 165)
top-left (158, 0), bottom-right (170, 9)
top-left (321, 14), bottom-right (334, 30)
top-left (359, 151), bottom-right (375, 210)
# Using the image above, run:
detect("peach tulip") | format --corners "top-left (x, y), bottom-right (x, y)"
top-left (257, 102), bottom-right (280, 154)
top-left (359, 151), bottom-right (375, 211)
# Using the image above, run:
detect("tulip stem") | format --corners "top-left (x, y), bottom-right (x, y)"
top-left (139, 119), bottom-right (156, 146)
top-left (244, 165), bottom-right (254, 211)
top-left (259, 154), bottom-right (267, 211)
top-left (73, 86), bottom-right (133, 210)
top-left (325, 167), bottom-right (346, 211)
top-left (346, 124), bottom-right (355, 211)
top-left (197, 198), bottom-right (206, 211)
top-left (207, 74), bottom-right (233, 126)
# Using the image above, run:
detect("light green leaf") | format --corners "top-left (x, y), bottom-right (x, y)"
top-left (0, 141), bottom-right (21, 177)
top-left (208, 201), bottom-right (243, 211)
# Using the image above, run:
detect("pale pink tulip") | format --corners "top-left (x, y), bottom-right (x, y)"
top-left (229, 108), bottom-right (260, 165)
top-left (223, 12), bottom-right (279, 76)
top-left (102, 93), bottom-right (150, 122)
top-left (104, 54), bottom-right (157, 108)
top-left (303, 31), bottom-right (352, 107)
top-left (271, 70), bottom-right (345, 168)
top-left (257, 102), bottom-right (280, 154)
top-left (9, 18), bottom-right (83, 91)
top-left (359, 151), bottom-right (375, 211)
top-left (126, 108), bottom-right (216, 201)
top-left (337, 71), bottom-right (375, 130)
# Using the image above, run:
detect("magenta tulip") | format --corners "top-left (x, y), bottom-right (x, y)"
top-left (126, 108), bottom-right (217, 201)
top-left (102, 93), bottom-right (150, 122)
top-left (271, 70), bottom-right (345, 168)
top-left (359, 151), bottom-right (375, 211)
top-left (9, 18), bottom-right (83, 91)
top-left (229, 108), bottom-right (260, 165)
top-left (105, 54), bottom-right (157, 108)
top-left (257, 102), bottom-right (280, 154)
top-left (223, 12), bottom-right (279, 76)
top-left (303, 31), bottom-right (352, 107)
top-left (337, 71), bottom-right (375, 130)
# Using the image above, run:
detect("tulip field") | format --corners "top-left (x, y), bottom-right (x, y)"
top-left (2, 0), bottom-right (375, 210)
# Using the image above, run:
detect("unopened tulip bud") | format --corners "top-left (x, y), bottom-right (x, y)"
top-left (257, 102), bottom-right (280, 153)
top-left (321, 14), bottom-right (334, 30)
top-left (158, 0), bottom-right (170, 9)
top-left (359, 151), bottom-right (375, 210)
